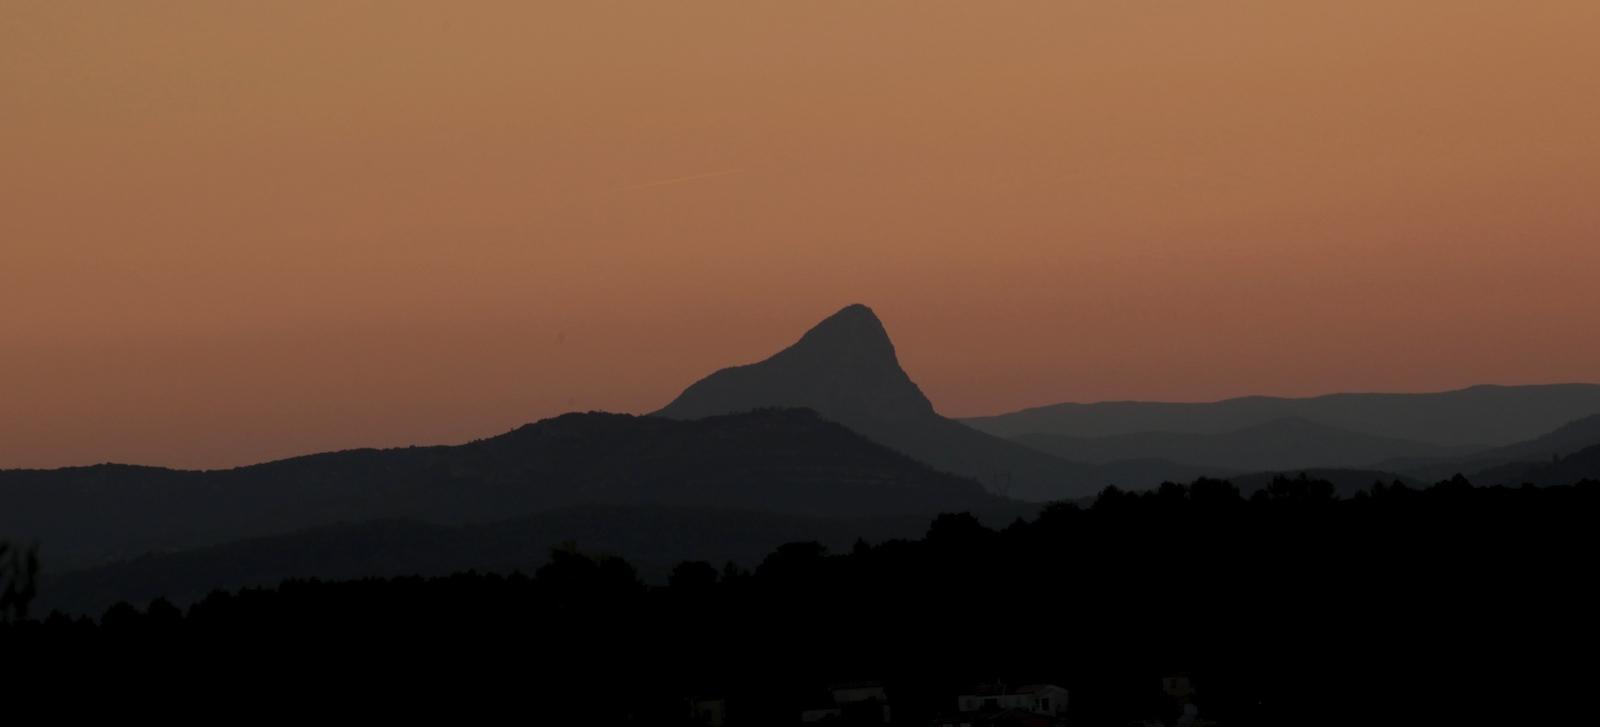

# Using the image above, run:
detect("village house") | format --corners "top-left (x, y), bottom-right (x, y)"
top-left (956, 683), bottom-right (1069, 717)
top-left (801, 681), bottom-right (893, 723)
top-left (688, 696), bottom-right (726, 726)
top-left (1162, 674), bottom-right (1195, 702)
top-left (930, 683), bottom-right (1070, 727)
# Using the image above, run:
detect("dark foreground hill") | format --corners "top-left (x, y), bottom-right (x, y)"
top-left (35, 505), bottom-right (960, 616)
top-left (7, 477), bottom-right (1596, 724)
top-left (656, 304), bottom-right (1164, 500)
top-left (0, 408), bottom-right (1009, 571)
top-left (966, 383), bottom-right (1600, 447)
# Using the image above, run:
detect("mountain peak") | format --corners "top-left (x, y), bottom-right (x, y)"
top-left (654, 305), bottom-right (1102, 500)
top-left (783, 304), bottom-right (898, 369)
top-left (654, 304), bottom-right (933, 422)
top-left (828, 302), bottom-right (877, 319)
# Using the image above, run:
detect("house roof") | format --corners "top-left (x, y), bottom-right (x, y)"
top-left (962, 683), bottom-right (1066, 697)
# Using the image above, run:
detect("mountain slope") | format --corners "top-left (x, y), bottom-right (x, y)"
top-left (0, 408), bottom-right (1007, 571)
top-left (658, 304), bottom-right (937, 426)
top-left (1012, 417), bottom-right (1483, 472)
top-left (964, 384), bottom-right (1600, 447)
top-left (1380, 414), bottom-right (1600, 481)
top-left (1473, 443), bottom-right (1600, 486)
top-left (654, 304), bottom-right (1109, 501)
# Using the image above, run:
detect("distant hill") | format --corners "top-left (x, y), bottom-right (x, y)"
top-left (1471, 443), bottom-right (1600, 487)
top-left (654, 304), bottom-right (1113, 501)
top-left (1012, 417), bottom-right (1482, 472)
top-left (35, 505), bottom-right (961, 616)
top-left (1221, 416), bottom-right (1600, 493)
top-left (1381, 414), bottom-right (1600, 482)
top-left (0, 408), bottom-right (1008, 571)
top-left (964, 384), bottom-right (1600, 447)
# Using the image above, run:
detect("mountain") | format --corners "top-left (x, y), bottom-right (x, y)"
top-left (964, 383), bottom-right (1600, 447)
top-left (1380, 414), bottom-right (1600, 481)
top-left (1012, 417), bottom-right (1483, 472)
top-left (1472, 443), bottom-right (1600, 486)
top-left (0, 408), bottom-right (1009, 571)
top-left (654, 304), bottom-right (1118, 501)
top-left (1220, 417), bottom-right (1600, 495)
top-left (659, 304), bottom-right (937, 427)
top-left (1471, 413), bottom-right (1600, 461)
top-left (35, 505), bottom-right (954, 616)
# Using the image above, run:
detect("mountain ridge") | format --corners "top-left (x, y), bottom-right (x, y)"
top-left (964, 383), bottom-right (1600, 447)
top-left (1012, 416), bottom-right (1485, 472)
top-left (0, 408), bottom-right (1008, 571)
top-left (1381, 413), bottom-right (1600, 481)
top-left (654, 304), bottom-right (1109, 500)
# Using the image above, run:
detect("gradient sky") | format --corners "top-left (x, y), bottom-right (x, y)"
top-left (4, 1), bottom-right (1599, 469)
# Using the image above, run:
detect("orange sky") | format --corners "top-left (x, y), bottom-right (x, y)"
top-left (4, 1), bottom-right (1599, 469)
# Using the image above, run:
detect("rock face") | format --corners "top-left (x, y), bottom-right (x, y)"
top-left (655, 304), bottom-right (1101, 501)
top-left (657, 304), bottom-right (935, 425)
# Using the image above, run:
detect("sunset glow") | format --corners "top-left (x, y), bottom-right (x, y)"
top-left (5, 1), bottom-right (1599, 468)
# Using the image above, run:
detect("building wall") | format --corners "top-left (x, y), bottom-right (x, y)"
top-left (957, 686), bottom-right (1069, 715)
top-left (833, 686), bottom-right (889, 704)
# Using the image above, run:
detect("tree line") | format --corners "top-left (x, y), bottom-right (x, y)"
top-left (3, 475), bottom-right (1597, 724)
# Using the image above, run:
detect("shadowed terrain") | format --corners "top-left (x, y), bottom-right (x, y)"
top-left (1379, 413), bottom-right (1600, 481)
top-left (0, 408), bottom-right (1008, 571)
top-left (1011, 417), bottom-right (1482, 472)
top-left (9, 476), bottom-right (1597, 725)
top-left (966, 384), bottom-right (1600, 447)
top-left (656, 304), bottom-right (1197, 500)
top-left (34, 505), bottom-right (962, 616)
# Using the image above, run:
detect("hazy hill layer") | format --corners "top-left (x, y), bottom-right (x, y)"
top-left (1473, 443), bottom-right (1600, 486)
top-left (965, 384), bottom-right (1600, 447)
top-left (1381, 414), bottom-right (1600, 481)
top-left (1012, 417), bottom-right (1482, 472)
top-left (1221, 416), bottom-right (1600, 494)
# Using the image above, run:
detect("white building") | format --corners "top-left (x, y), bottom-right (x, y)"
top-left (956, 683), bottom-right (1069, 718)
top-left (801, 681), bottom-right (892, 723)
top-left (1162, 674), bottom-right (1196, 701)
top-left (689, 697), bottom-right (726, 726)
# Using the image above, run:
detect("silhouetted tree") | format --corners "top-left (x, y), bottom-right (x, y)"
top-left (5, 476), bottom-right (1597, 725)
top-left (0, 540), bottom-right (38, 625)
top-left (100, 601), bottom-right (141, 631)
top-left (145, 598), bottom-right (182, 630)
top-left (755, 541), bottom-right (828, 581)
top-left (925, 512), bottom-right (992, 548)
top-left (670, 561), bottom-right (719, 591)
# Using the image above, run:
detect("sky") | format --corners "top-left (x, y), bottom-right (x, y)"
top-left (4, 1), bottom-right (1599, 469)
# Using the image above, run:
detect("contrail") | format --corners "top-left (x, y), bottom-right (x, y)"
top-left (619, 168), bottom-right (745, 192)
